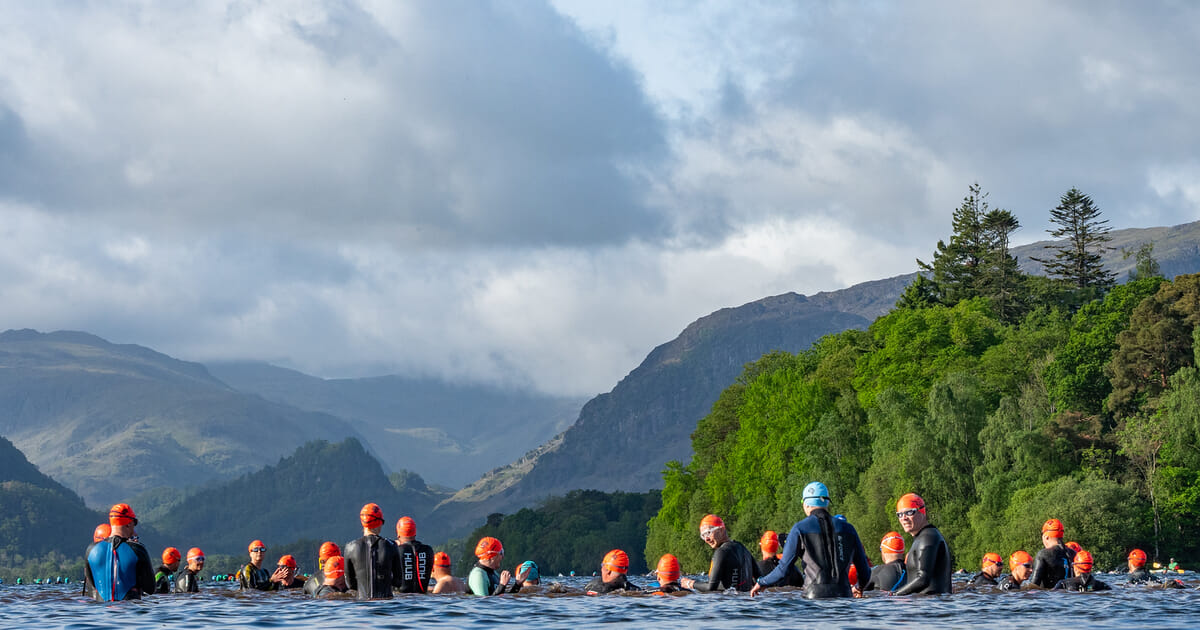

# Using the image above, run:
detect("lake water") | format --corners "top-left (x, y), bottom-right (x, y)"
top-left (3, 573), bottom-right (1197, 629)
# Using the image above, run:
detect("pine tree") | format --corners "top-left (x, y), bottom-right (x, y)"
top-left (918, 183), bottom-right (991, 304)
top-left (1034, 188), bottom-right (1116, 291)
top-left (981, 209), bottom-right (1024, 323)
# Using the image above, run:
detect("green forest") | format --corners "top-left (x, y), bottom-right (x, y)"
top-left (647, 185), bottom-right (1200, 573)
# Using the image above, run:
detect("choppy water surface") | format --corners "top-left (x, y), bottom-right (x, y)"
top-left (3, 574), bottom-right (1198, 629)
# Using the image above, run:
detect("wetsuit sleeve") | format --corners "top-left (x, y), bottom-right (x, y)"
top-left (344, 542), bottom-right (359, 591)
top-left (83, 543), bottom-right (97, 597)
top-left (758, 522), bottom-right (801, 587)
top-left (692, 544), bottom-right (729, 592)
top-left (468, 567), bottom-right (490, 596)
top-left (135, 546), bottom-right (156, 597)
top-left (893, 531), bottom-right (935, 596)
top-left (849, 527), bottom-right (871, 590)
top-left (1028, 550), bottom-right (1050, 588)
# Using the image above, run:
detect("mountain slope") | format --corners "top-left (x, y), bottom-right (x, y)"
top-left (0, 435), bottom-right (103, 563)
top-left (428, 220), bottom-right (1200, 541)
top-left (0, 330), bottom-right (369, 506)
top-left (205, 362), bottom-right (585, 488)
top-left (153, 438), bottom-right (449, 555)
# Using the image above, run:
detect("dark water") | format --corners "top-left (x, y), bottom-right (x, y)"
top-left (3, 574), bottom-right (1198, 629)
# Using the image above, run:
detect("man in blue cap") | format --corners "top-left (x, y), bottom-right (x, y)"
top-left (750, 482), bottom-right (871, 599)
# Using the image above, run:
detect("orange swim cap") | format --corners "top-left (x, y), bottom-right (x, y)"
top-left (1009, 550), bottom-right (1033, 571)
top-left (93, 523), bottom-right (111, 543)
top-left (162, 547), bottom-right (181, 564)
top-left (1073, 550), bottom-right (1094, 571)
top-left (360, 503), bottom-right (384, 528)
top-left (1065, 541), bottom-right (1082, 553)
top-left (433, 551), bottom-right (452, 568)
top-left (880, 531), bottom-right (905, 554)
top-left (1128, 549), bottom-right (1147, 567)
top-left (324, 556), bottom-right (345, 580)
top-left (656, 554), bottom-right (680, 583)
top-left (319, 541), bottom-right (341, 562)
top-left (896, 493), bottom-right (925, 514)
top-left (474, 536), bottom-right (504, 559)
top-left (396, 516), bottom-right (417, 538)
top-left (699, 514), bottom-right (725, 532)
top-left (981, 552), bottom-right (1003, 570)
top-left (248, 540), bottom-right (267, 553)
top-left (759, 531), bottom-right (780, 553)
top-left (1041, 518), bottom-right (1064, 537)
top-left (278, 554), bottom-right (297, 569)
top-left (108, 503), bottom-right (138, 527)
top-left (602, 549), bottom-right (629, 574)
top-left (187, 548), bottom-right (205, 562)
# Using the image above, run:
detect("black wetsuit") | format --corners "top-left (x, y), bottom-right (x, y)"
top-left (175, 569), bottom-right (200, 593)
top-left (154, 565), bottom-right (175, 593)
top-left (1127, 567), bottom-right (1157, 584)
top-left (279, 576), bottom-right (305, 589)
top-left (997, 575), bottom-right (1024, 591)
top-left (303, 573), bottom-right (324, 596)
top-left (893, 525), bottom-right (953, 595)
top-left (83, 536), bottom-right (156, 601)
top-left (344, 534), bottom-right (403, 600)
top-left (758, 509), bottom-right (870, 599)
top-left (315, 583), bottom-right (350, 597)
top-left (757, 557), bottom-right (804, 587)
top-left (1029, 544), bottom-right (1074, 589)
top-left (693, 539), bottom-right (758, 592)
top-left (584, 574), bottom-right (641, 594)
top-left (395, 539), bottom-right (434, 593)
top-left (864, 560), bottom-right (906, 592)
top-left (237, 564), bottom-right (277, 591)
top-left (651, 581), bottom-right (690, 594)
top-left (1054, 573), bottom-right (1110, 591)
top-left (970, 572), bottom-right (999, 586)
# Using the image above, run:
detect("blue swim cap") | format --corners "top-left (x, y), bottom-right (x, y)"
top-left (803, 481), bottom-right (831, 507)
top-left (519, 561), bottom-right (539, 580)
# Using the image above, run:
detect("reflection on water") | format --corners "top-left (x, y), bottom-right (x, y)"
top-left (2, 574), bottom-right (1198, 629)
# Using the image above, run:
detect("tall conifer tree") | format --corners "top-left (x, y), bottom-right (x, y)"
top-left (1034, 188), bottom-right (1116, 291)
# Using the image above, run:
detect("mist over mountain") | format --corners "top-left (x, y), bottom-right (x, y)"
top-left (0, 330), bottom-right (371, 507)
top-left (426, 220), bottom-right (1200, 540)
top-left (205, 362), bottom-right (585, 488)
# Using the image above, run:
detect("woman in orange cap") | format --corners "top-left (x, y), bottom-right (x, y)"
top-left (314, 556), bottom-right (351, 597)
top-left (755, 531), bottom-right (804, 587)
top-left (1052, 550), bottom-right (1111, 591)
top-left (238, 540), bottom-right (281, 591)
top-left (585, 549), bottom-right (642, 594)
top-left (999, 550), bottom-right (1033, 591)
top-left (303, 542), bottom-right (342, 596)
top-left (864, 532), bottom-right (907, 593)
top-left (155, 547), bottom-right (182, 593)
top-left (651, 554), bottom-right (687, 594)
top-left (971, 552), bottom-right (1004, 586)
top-left (176, 548), bottom-right (205, 593)
top-left (1029, 518), bottom-right (1073, 589)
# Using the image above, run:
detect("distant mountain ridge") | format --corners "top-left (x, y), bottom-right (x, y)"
top-left (0, 330), bottom-right (372, 506)
top-left (427, 219), bottom-right (1200, 541)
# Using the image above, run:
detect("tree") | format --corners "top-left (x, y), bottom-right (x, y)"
top-left (980, 209), bottom-right (1026, 323)
top-left (918, 183), bottom-right (992, 304)
top-left (1033, 188), bottom-right (1116, 292)
top-left (1126, 242), bottom-right (1163, 282)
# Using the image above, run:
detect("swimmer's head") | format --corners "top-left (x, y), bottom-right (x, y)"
top-left (360, 503), bottom-right (384, 529)
top-left (93, 523), bottom-right (111, 543)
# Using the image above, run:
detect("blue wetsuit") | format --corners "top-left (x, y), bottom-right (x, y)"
top-left (84, 537), bottom-right (155, 601)
top-left (758, 509), bottom-right (870, 599)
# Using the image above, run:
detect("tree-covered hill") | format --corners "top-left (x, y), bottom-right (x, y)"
top-left (151, 438), bottom-right (449, 556)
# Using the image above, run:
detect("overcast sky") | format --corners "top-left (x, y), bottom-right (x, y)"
top-left (1, 1), bottom-right (1197, 396)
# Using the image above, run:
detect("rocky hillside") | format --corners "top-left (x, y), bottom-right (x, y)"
top-left (427, 220), bottom-right (1200, 541)
top-left (0, 330), bottom-right (369, 506)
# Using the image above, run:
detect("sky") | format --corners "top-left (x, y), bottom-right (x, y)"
top-left (0, 1), bottom-right (1198, 397)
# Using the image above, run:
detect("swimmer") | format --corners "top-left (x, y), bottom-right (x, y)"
top-left (238, 540), bottom-right (281, 591)
top-left (344, 503), bottom-right (403, 599)
top-left (314, 556), bottom-right (351, 597)
top-left (394, 516), bottom-right (434, 593)
top-left (274, 555), bottom-right (305, 589)
top-left (430, 552), bottom-right (466, 594)
top-left (469, 536), bottom-right (515, 595)
top-left (651, 554), bottom-right (689, 594)
top-left (83, 504), bottom-right (155, 601)
top-left (752, 483), bottom-right (870, 599)
top-left (891, 493), bottom-right (952, 595)
top-left (155, 547), bottom-right (182, 593)
top-left (1028, 519), bottom-right (1074, 589)
top-left (176, 548), bottom-right (204, 593)
top-left (515, 560), bottom-right (540, 588)
top-left (1054, 550), bottom-right (1110, 591)
top-left (971, 552), bottom-right (1004, 586)
top-left (999, 551), bottom-right (1032, 591)
top-left (303, 542), bottom-right (341, 596)
top-left (93, 524), bottom-right (111, 543)
top-left (584, 549), bottom-right (641, 594)
top-left (757, 531), bottom-right (803, 587)
top-left (1127, 549), bottom-right (1155, 583)
top-left (864, 532), bottom-right (907, 593)
top-left (684, 514), bottom-right (758, 592)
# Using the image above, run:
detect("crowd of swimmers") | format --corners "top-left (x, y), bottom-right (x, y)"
top-left (79, 485), bottom-right (1195, 602)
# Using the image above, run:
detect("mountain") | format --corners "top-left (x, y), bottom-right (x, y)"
top-left (0, 330), bottom-right (370, 507)
top-left (205, 362), bottom-right (585, 489)
top-left (152, 438), bottom-right (449, 556)
top-left (427, 220), bottom-right (1200, 541)
top-left (0, 435), bottom-right (103, 564)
